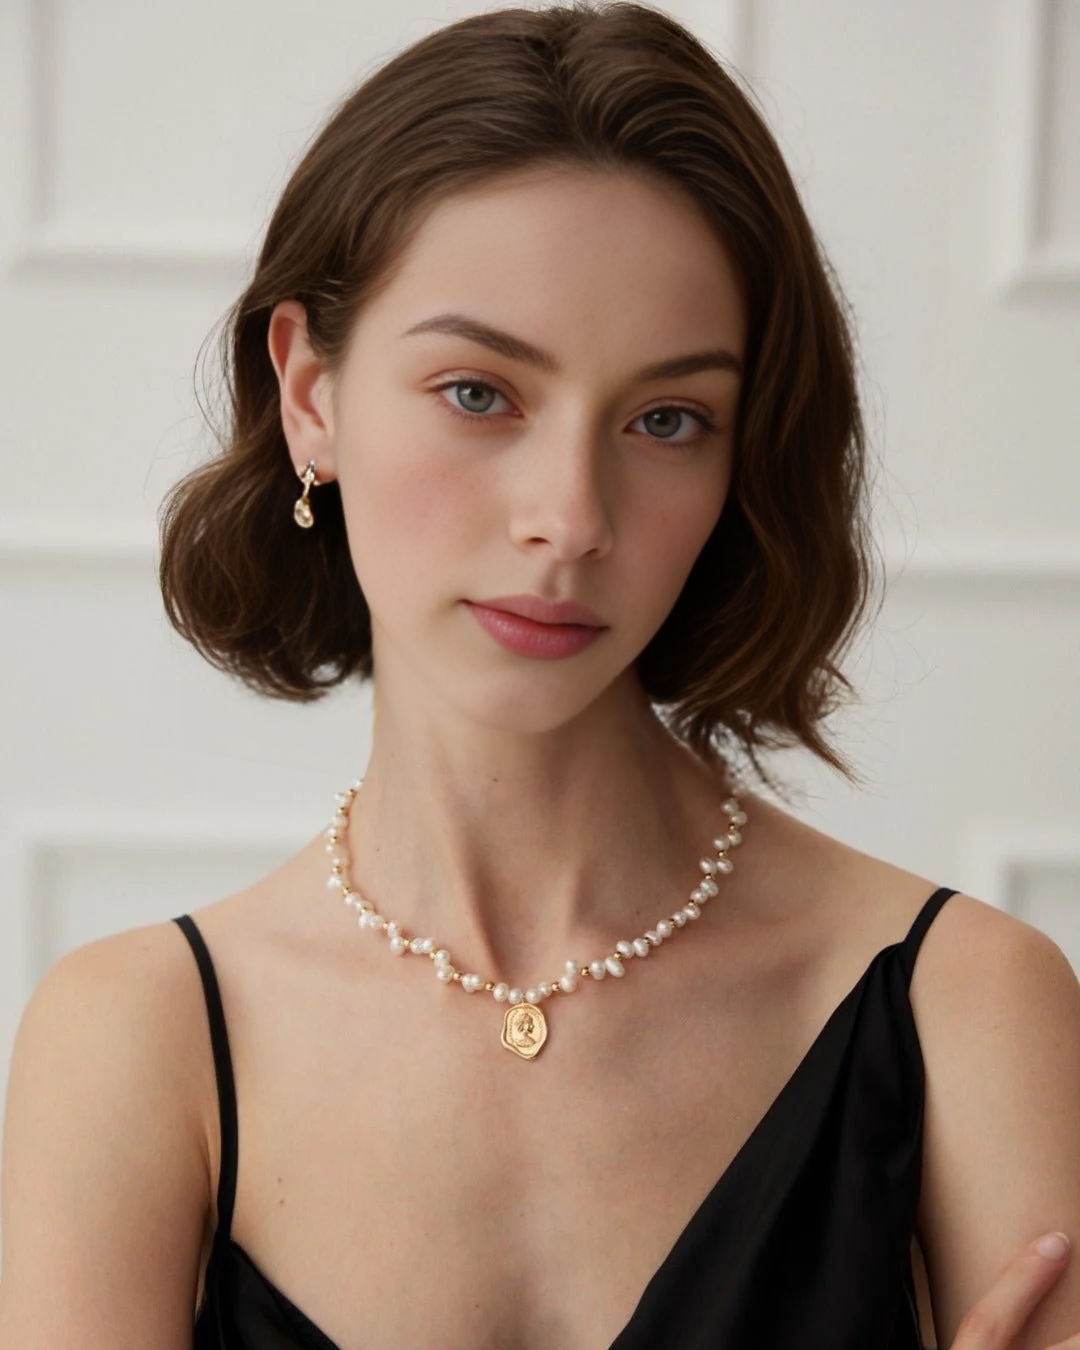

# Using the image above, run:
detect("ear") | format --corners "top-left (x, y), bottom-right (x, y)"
top-left (267, 300), bottom-right (337, 481)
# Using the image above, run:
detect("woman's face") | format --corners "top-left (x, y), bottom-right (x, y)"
top-left (322, 166), bottom-right (746, 734)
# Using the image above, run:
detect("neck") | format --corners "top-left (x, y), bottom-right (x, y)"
top-left (342, 673), bottom-right (737, 987)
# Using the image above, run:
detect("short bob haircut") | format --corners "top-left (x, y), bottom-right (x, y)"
top-left (159, 1), bottom-right (879, 789)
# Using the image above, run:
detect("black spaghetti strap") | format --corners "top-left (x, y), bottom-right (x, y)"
top-left (173, 914), bottom-right (238, 1247)
top-left (898, 885), bottom-right (959, 986)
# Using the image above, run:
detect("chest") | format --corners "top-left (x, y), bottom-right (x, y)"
top-left (210, 935), bottom-right (887, 1350)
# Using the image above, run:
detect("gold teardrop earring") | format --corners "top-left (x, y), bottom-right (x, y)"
top-left (293, 460), bottom-right (318, 528)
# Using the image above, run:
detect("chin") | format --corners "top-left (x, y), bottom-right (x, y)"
top-left (443, 665), bottom-right (629, 738)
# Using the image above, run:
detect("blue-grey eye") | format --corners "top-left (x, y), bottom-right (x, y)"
top-left (448, 381), bottom-right (505, 414)
top-left (631, 407), bottom-right (701, 441)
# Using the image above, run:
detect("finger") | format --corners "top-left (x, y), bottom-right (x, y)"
top-left (951, 1232), bottom-right (1071, 1349)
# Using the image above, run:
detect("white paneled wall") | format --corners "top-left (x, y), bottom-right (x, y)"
top-left (1, 0), bottom-right (1078, 1124)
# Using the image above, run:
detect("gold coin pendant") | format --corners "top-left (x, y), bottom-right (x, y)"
top-left (501, 1002), bottom-right (548, 1059)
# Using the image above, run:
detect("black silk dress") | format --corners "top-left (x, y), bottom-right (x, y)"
top-left (173, 884), bottom-right (957, 1350)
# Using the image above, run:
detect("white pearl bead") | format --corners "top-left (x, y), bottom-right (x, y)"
top-left (538, 981), bottom-right (552, 998)
top-left (716, 857), bottom-right (735, 874)
top-left (389, 935), bottom-right (408, 954)
top-left (328, 875), bottom-right (344, 889)
top-left (699, 858), bottom-right (718, 875)
top-left (645, 930), bottom-right (662, 946)
top-left (722, 798), bottom-right (739, 815)
top-left (731, 809), bottom-right (748, 826)
top-left (526, 987), bottom-right (540, 1004)
top-left (333, 814), bottom-right (348, 832)
top-left (434, 949), bottom-right (451, 964)
top-left (672, 911), bottom-right (687, 927)
top-left (656, 919), bottom-right (673, 938)
top-left (726, 830), bottom-right (742, 847)
top-left (690, 887), bottom-right (705, 903)
top-left (632, 938), bottom-right (650, 957)
top-left (435, 965), bottom-right (454, 981)
top-left (565, 958), bottom-right (581, 975)
top-left (365, 912), bottom-right (386, 929)
top-left (386, 920), bottom-right (400, 938)
top-left (508, 988), bottom-right (523, 1004)
top-left (559, 973), bottom-right (577, 993)
top-left (701, 878), bottom-right (719, 897)
top-left (685, 902), bottom-right (701, 919)
top-left (604, 955), bottom-right (625, 977)
top-left (589, 960), bottom-right (607, 979)
top-left (462, 974), bottom-right (483, 992)
top-left (493, 983), bottom-right (509, 1001)
top-left (616, 940), bottom-right (634, 957)
top-left (335, 793), bottom-right (351, 808)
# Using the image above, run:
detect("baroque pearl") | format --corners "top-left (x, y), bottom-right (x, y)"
top-left (326, 779), bottom-right (746, 1036)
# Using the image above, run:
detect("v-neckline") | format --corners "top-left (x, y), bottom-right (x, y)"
top-left (216, 939), bottom-right (904, 1350)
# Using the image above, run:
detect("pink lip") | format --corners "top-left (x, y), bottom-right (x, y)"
top-left (477, 594), bottom-right (605, 626)
top-left (464, 595), bottom-right (606, 660)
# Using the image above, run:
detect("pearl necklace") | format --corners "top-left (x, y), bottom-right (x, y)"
top-left (325, 781), bottom-right (747, 1060)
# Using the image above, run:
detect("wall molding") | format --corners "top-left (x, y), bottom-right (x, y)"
top-left (674, 0), bottom-right (755, 73)
top-left (880, 534), bottom-right (1080, 585)
top-left (0, 518), bottom-right (159, 565)
top-left (12, 0), bottom-right (258, 273)
top-left (958, 825), bottom-right (1080, 914)
top-left (0, 808), bottom-right (309, 1009)
top-left (998, 0), bottom-right (1080, 295)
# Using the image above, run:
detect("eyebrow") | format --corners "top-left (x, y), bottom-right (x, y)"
top-left (400, 312), bottom-right (743, 382)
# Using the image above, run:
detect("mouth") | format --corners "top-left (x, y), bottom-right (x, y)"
top-left (473, 594), bottom-right (605, 627)
top-left (463, 595), bottom-right (607, 660)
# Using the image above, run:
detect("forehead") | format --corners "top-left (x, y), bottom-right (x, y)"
top-left (351, 166), bottom-right (746, 369)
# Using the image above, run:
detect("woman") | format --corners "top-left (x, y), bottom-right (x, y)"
top-left (1, 5), bottom-right (1078, 1348)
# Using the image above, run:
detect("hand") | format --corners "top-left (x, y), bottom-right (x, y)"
top-left (950, 1232), bottom-right (1077, 1348)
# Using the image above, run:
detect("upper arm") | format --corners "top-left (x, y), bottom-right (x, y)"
top-left (0, 923), bottom-right (213, 1350)
top-left (914, 894), bottom-right (1080, 1350)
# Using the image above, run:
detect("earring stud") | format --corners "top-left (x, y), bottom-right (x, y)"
top-left (293, 460), bottom-right (318, 528)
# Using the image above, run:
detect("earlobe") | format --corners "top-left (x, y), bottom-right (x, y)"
top-left (267, 299), bottom-right (337, 481)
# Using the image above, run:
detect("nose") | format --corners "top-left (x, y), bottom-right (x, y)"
top-left (507, 419), bottom-right (615, 562)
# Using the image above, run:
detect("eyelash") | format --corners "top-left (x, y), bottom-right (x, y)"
top-left (431, 378), bottom-right (717, 439)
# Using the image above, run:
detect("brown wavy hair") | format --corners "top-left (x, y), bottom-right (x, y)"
top-left (159, 1), bottom-right (880, 789)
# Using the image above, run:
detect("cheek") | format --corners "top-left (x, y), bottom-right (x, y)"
top-left (335, 418), bottom-right (491, 612)
top-left (627, 465), bottom-right (730, 612)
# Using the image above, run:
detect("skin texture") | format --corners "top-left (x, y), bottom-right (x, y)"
top-left (1, 166), bottom-right (1079, 1350)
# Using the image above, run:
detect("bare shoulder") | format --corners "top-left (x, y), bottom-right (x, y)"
top-left (906, 884), bottom-right (1080, 1068)
top-left (0, 920), bottom-right (215, 1349)
top-left (736, 788), bottom-right (958, 957)
top-left (905, 890), bottom-right (1080, 1349)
